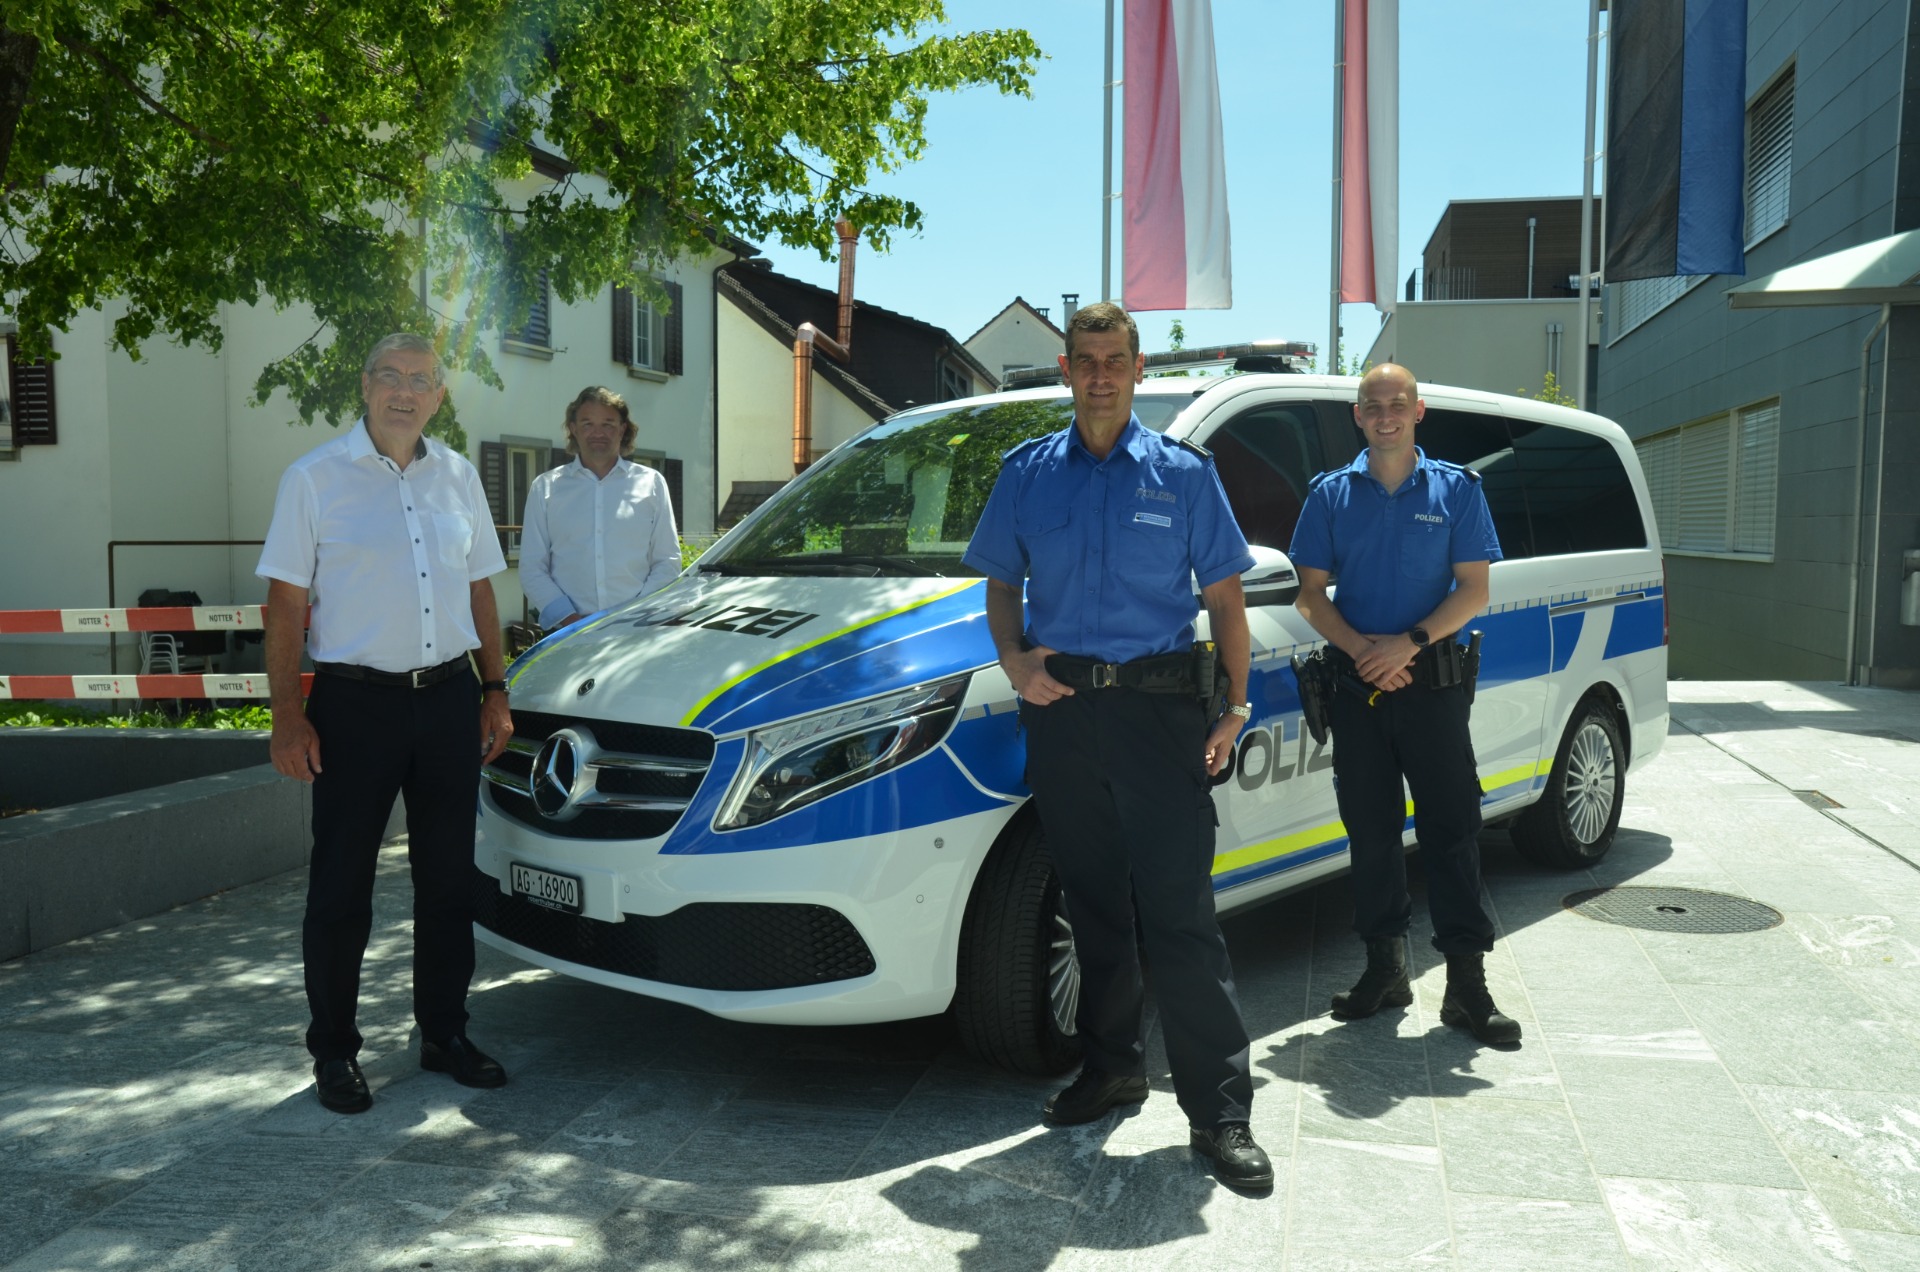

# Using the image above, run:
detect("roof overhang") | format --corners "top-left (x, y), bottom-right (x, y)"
top-left (1726, 228), bottom-right (1920, 309)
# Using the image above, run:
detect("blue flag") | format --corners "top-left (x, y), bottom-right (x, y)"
top-left (1606, 0), bottom-right (1748, 281)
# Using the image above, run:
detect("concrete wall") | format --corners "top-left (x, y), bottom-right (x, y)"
top-left (714, 297), bottom-right (878, 500)
top-left (1363, 298), bottom-right (1590, 398)
top-left (1594, 0), bottom-right (1911, 682)
top-left (0, 727), bottom-right (272, 810)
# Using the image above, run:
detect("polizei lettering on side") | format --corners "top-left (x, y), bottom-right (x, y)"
top-left (623, 601), bottom-right (818, 640)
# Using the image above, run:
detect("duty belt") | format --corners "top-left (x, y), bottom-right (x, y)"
top-left (313, 655), bottom-right (471, 689)
top-left (1045, 650), bottom-right (1197, 695)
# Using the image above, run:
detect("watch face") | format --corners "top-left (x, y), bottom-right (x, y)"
top-left (1411, 627), bottom-right (1429, 647)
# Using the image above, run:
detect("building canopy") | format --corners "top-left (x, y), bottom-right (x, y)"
top-left (1726, 228), bottom-right (1920, 308)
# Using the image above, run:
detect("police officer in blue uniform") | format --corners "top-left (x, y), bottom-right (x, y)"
top-left (964, 301), bottom-right (1273, 1190)
top-left (1289, 362), bottom-right (1521, 1045)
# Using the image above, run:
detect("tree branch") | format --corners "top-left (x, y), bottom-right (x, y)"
top-left (54, 31), bottom-right (233, 151)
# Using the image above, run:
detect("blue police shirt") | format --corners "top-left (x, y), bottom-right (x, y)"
top-left (964, 415), bottom-right (1254, 662)
top-left (1288, 446), bottom-right (1501, 635)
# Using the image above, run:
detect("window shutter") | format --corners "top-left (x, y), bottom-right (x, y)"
top-left (612, 285), bottom-right (633, 364)
top-left (1746, 70), bottom-right (1794, 241)
top-left (664, 280), bottom-right (684, 376)
top-left (1676, 417), bottom-right (1731, 552)
top-left (662, 457), bottom-right (684, 528)
top-left (5, 336), bottom-right (57, 445)
top-left (1733, 402), bottom-right (1780, 555)
top-left (479, 441), bottom-right (508, 525)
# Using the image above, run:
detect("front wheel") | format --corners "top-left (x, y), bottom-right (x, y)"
top-left (1510, 697), bottom-right (1625, 869)
top-left (952, 817), bottom-right (1083, 1075)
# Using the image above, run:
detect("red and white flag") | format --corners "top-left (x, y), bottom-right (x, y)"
top-left (1340, 0), bottom-right (1398, 308)
top-left (1124, 0), bottom-right (1232, 311)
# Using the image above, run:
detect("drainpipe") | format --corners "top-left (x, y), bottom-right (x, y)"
top-left (1847, 303), bottom-right (1893, 685)
top-left (1527, 217), bottom-right (1537, 299)
top-left (792, 219), bottom-right (857, 474)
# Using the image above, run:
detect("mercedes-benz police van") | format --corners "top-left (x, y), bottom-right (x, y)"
top-left (478, 373), bottom-right (1668, 1074)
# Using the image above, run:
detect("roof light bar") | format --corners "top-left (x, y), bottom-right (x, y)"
top-left (999, 339), bottom-right (1318, 391)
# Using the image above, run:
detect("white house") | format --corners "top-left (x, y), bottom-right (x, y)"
top-left (964, 297), bottom-right (1068, 383)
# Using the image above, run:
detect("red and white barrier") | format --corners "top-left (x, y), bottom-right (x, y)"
top-left (0, 673), bottom-right (312, 700)
top-left (0, 605), bottom-right (267, 635)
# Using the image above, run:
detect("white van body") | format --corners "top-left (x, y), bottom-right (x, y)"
top-left (476, 376), bottom-right (1668, 1071)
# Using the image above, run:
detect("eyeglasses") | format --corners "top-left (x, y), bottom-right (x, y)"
top-left (371, 368), bottom-right (439, 393)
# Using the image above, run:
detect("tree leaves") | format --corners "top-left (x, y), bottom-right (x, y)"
top-left (0, 1), bottom-right (1038, 426)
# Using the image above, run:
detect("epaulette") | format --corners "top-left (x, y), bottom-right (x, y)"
top-left (1307, 468), bottom-right (1350, 492)
top-left (1175, 437), bottom-right (1212, 461)
top-left (999, 434), bottom-right (1048, 463)
top-left (1428, 456), bottom-right (1482, 483)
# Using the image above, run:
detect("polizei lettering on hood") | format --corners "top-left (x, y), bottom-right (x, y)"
top-left (624, 600), bottom-right (818, 639)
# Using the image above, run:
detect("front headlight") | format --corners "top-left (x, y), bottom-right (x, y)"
top-left (713, 674), bottom-right (972, 830)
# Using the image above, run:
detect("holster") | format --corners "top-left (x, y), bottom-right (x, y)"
top-left (1192, 640), bottom-right (1223, 716)
top-left (1409, 630), bottom-right (1484, 701)
top-left (1291, 651), bottom-right (1333, 746)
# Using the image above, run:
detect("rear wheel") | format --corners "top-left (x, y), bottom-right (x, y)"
top-left (1510, 697), bottom-right (1625, 869)
top-left (953, 817), bottom-right (1082, 1075)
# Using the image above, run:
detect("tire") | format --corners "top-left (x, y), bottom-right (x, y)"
top-left (952, 817), bottom-right (1083, 1075)
top-left (1510, 696), bottom-right (1625, 870)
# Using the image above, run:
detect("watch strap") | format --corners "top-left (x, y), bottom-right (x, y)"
top-left (480, 679), bottom-right (509, 694)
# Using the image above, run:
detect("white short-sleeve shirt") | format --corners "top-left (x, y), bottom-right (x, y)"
top-left (517, 457), bottom-right (681, 627)
top-left (256, 419), bottom-right (508, 673)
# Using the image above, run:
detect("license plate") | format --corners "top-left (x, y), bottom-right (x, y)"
top-left (510, 862), bottom-right (582, 914)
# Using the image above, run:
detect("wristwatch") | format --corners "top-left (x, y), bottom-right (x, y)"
top-left (1225, 703), bottom-right (1252, 719)
top-left (1409, 627), bottom-right (1430, 648)
top-left (480, 679), bottom-right (510, 695)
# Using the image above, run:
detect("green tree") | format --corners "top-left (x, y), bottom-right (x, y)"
top-left (0, 2), bottom-right (1039, 427)
top-left (1517, 371), bottom-right (1577, 407)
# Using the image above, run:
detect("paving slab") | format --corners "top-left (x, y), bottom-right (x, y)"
top-left (4, 681), bottom-right (1920, 1269)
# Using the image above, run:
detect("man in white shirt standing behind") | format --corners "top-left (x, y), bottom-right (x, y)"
top-left (519, 386), bottom-right (681, 630)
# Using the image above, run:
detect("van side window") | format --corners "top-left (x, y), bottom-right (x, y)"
top-left (1204, 403), bottom-right (1326, 551)
top-left (1504, 417), bottom-right (1648, 554)
top-left (1410, 408), bottom-right (1535, 559)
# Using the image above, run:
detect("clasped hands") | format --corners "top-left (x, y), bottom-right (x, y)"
top-left (1350, 633), bottom-right (1419, 692)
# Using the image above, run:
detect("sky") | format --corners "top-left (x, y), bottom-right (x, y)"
top-left (750, 0), bottom-right (1607, 368)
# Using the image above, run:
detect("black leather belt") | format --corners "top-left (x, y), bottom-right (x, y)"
top-left (1045, 651), bottom-right (1196, 695)
top-left (313, 656), bottom-right (470, 689)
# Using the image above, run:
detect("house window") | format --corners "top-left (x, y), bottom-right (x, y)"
top-left (938, 361), bottom-right (971, 401)
top-left (2, 333), bottom-right (57, 447)
top-left (1608, 273), bottom-right (1707, 343)
top-left (612, 280), bottom-right (684, 376)
top-left (505, 268), bottom-right (553, 351)
top-left (1635, 399), bottom-right (1779, 558)
top-left (479, 438), bottom-right (562, 559)
top-left (1747, 66), bottom-right (1794, 244)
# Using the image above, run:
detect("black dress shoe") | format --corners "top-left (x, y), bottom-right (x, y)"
top-left (421, 1035), bottom-right (508, 1088)
top-left (1190, 1123), bottom-right (1275, 1190)
top-left (1043, 1068), bottom-right (1149, 1125)
top-left (313, 1057), bottom-right (372, 1114)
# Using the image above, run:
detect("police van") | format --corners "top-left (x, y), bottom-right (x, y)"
top-left (478, 363), bottom-right (1668, 1074)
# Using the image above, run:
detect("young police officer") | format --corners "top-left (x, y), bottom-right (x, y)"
top-left (1289, 363), bottom-right (1521, 1045)
top-left (964, 302), bottom-right (1273, 1189)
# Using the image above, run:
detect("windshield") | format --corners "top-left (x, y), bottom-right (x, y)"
top-left (705, 392), bottom-right (1195, 577)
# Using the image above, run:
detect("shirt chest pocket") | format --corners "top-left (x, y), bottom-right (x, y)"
top-left (431, 512), bottom-right (473, 573)
top-left (1019, 504), bottom-right (1072, 573)
top-left (1400, 521), bottom-right (1449, 579)
top-left (1121, 507), bottom-right (1188, 570)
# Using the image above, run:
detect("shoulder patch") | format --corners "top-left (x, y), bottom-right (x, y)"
top-left (999, 434), bottom-right (1048, 463)
top-left (1175, 437), bottom-right (1212, 460)
top-left (1428, 457), bottom-right (1482, 483)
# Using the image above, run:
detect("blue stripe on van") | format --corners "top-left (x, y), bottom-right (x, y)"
top-left (1604, 595), bottom-right (1665, 661)
top-left (1549, 611), bottom-right (1585, 673)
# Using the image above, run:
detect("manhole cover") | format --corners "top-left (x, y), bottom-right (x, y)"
top-left (1562, 886), bottom-right (1783, 934)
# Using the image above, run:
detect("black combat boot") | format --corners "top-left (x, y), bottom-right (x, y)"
top-left (1441, 951), bottom-right (1523, 1045)
top-left (1331, 936), bottom-right (1412, 1019)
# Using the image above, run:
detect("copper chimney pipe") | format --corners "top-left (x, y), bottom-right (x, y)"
top-left (792, 220), bottom-right (857, 474)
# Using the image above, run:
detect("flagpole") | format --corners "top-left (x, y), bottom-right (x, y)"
top-left (1576, 0), bottom-right (1600, 409)
top-left (1329, 0), bottom-right (1345, 373)
top-left (1103, 0), bottom-right (1117, 302)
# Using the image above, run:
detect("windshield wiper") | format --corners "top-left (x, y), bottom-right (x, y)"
top-left (803, 553), bottom-right (947, 577)
top-left (698, 553), bottom-right (946, 578)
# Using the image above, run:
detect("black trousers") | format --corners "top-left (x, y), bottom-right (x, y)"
top-left (1329, 680), bottom-right (1495, 956)
top-left (1021, 689), bottom-right (1252, 1129)
top-left (303, 668), bottom-right (481, 1061)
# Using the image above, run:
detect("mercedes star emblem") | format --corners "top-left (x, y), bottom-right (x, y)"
top-left (530, 728), bottom-right (590, 820)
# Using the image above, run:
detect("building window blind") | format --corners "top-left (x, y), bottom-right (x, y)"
top-left (1747, 68), bottom-right (1794, 243)
top-left (1635, 399), bottom-right (1779, 558)
top-left (1609, 274), bottom-right (1706, 342)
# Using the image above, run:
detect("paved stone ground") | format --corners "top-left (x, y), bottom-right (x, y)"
top-left (4, 681), bottom-right (1920, 1270)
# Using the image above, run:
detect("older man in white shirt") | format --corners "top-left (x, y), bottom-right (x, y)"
top-left (519, 386), bottom-right (681, 630)
top-left (258, 332), bottom-right (515, 1115)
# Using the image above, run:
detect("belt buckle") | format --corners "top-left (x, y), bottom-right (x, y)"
top-left (410, 666), bottom-right (428, 689)
top-left (1091, 662), bottom-right (1119, 689)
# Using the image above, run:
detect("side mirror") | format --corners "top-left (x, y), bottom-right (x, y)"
top-left (1242, 545), bottom-right (1300, 608)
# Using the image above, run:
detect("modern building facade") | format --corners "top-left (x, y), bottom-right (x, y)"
top-left (1595, 0), bottom-right (1920, 686)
